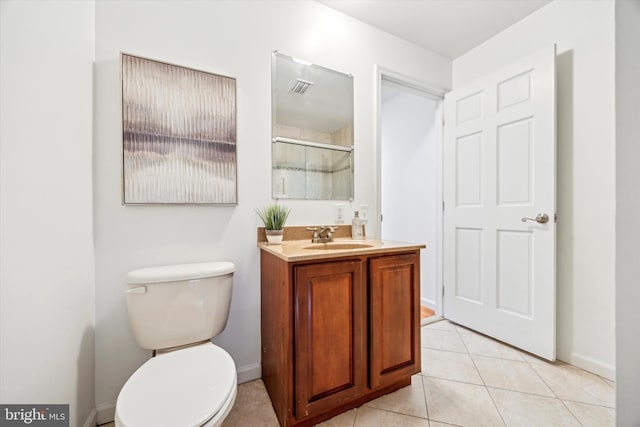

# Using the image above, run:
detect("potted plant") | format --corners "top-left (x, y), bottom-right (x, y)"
top-left (256, 203), bottom-right (291, 245)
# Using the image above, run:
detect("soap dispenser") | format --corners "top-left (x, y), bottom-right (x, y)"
top-left (352, 211), bottom-right (365, 240)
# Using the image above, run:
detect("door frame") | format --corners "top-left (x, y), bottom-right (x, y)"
top-left (374, 65), bottom-right (447, 316)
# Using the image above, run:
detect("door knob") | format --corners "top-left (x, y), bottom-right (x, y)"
top-left (521, 213), bottom-right (549, 224)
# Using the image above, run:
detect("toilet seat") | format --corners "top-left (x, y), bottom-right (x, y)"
top-left (115, 343), bottom-right (237, 427)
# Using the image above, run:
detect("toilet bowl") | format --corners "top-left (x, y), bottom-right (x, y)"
top-left (115, 262), bottom-right (237, 427)
top-left (115, 343), bottom-right (236, 427)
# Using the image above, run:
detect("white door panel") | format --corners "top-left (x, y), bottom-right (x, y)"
top-left (444, 45), bottom-right (556, 360)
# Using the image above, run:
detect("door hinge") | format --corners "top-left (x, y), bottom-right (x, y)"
top-left (380, 214), bottom-right (383, 222)
top-left (442, 286), bottom-right (445, 297)
top-left (442, 201), bottom-right (445, 211)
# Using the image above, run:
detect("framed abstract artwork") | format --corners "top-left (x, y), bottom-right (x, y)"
top-left (121, 53), bottom-right (237, 204)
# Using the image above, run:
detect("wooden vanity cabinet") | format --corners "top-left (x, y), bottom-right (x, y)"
top-left (260, 250), bottom-right (420, 427)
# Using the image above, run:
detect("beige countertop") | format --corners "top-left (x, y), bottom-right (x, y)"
top-left (258, 238), bottom-right (426, 262)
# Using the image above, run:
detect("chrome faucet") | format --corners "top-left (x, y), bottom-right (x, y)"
top-left (306, 226), bottom-right (337, 243)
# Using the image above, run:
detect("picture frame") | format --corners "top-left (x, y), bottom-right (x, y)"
top-left (121, 53), bottom-right (237, 204)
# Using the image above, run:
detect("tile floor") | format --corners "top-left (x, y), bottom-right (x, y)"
top-left (102, 319), bottom-right (616, 427)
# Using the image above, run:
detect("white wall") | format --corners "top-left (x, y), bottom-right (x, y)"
top-left (93, 0), bottom-right (451, 419)
top-left (381, 84), bottom-right (440, 309)
top-left (615, 0), bottom-right (640, 424)
top-left (0, 1), bottom-right (96, 426)
top-left (452, 0), bottom-right (615, 378)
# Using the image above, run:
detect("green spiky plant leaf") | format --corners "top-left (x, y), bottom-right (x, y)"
top-left (255, 204), bottom-right (291, 230)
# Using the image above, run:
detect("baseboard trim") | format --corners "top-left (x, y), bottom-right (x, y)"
top-left (96, 401), bottom-right (116, 426)
top-left (237, 362), bottom-right (261, 384)
top-left (421, 297), bottom-right (435, 309)
top-left (564, 351), bottom-right (615, 381)
top-left (421, 315), bottom-right (443, 327)
top-left (82, 408), bottom-right (97, 427)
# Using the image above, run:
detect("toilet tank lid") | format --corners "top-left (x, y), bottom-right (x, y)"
top-left (127, 262), bottom-right (236, 285)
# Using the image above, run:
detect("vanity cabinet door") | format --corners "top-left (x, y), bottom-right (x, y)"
top-left (369, 253), bottom-right (421, 389)
top-left (294, 260), bottom-right (365, 420)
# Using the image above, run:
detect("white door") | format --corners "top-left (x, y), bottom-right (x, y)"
top-left (443, 45), bottom-right (556, 360)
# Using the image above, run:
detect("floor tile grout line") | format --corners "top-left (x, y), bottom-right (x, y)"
top-left (484, 385), bottom-right (587, 427)
top-left (595, 372), bottom-right (616, 389)
top-left (483, 384), bottom-right (567, 401)
top-left (420, 376), bottom-right (468, 427)
top-left (421, 372), bottom-right (588, 403)
top-left (444, 325), bottom-right (506, 427)
top-left (558, 397), bottom-right (587, 427)
top-left (351, 406), bottom-right (360, 427)
top-left (445, 320), bottom-right (535, 363)
top-left (464, 338), bottom-right (509, 427)
top-left (527, 361), bottom-right (562, 400)
top-left (420, 372), bottom-right (432, 423)
top-left (483, 387), bottom-right (508, 427)
top-left (423, 323), bottom-right (537, 364)
top-left (422, 343), bottom-right (537, 364)
top-left (426, 416), bottom-right (465, 427)
top-left (454, 322), bottom-right (494, 393)
top-left (458, 329), bottom-right (487, 387)
top-left (469, 352), bottom-right (535, 365)
top-left (560, 398), bottom-right (617, 410)
top-left (420, 371), bottom-right (485, 387)
top-left (420, 346), bottom-right (469, 355)
top-left (469, 353), bottom-right (561, 398)
top-left (365, 404), bottom-right (431, 422)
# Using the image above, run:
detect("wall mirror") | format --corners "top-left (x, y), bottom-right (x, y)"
top-left (272, 51), bottom-right (354, 200)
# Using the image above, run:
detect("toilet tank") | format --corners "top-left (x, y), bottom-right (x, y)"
top-left (125, 262), bottom-right (235, 351)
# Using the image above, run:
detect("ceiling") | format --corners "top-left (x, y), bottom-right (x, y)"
top-left (316, 0), bottom-right (552, 59)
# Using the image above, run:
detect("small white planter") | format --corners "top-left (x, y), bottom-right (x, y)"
top-left (265, 229), bottom-right (284, 245)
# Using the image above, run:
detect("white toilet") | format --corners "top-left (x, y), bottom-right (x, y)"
top-left (115, 261), bottom-right (237, 427)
